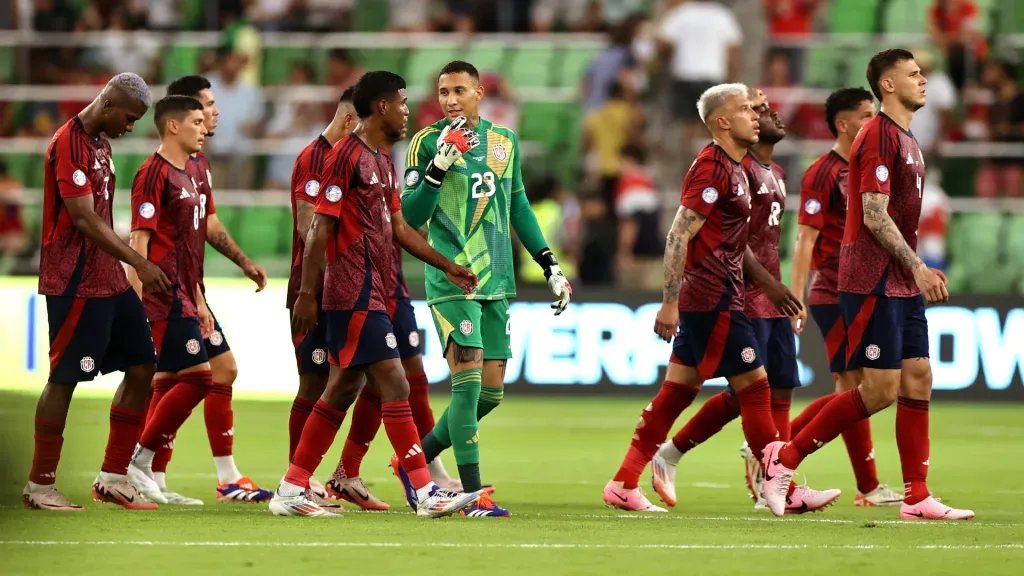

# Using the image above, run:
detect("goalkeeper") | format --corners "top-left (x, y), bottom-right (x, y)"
top-left (397, 60), bottom-right (571, 517)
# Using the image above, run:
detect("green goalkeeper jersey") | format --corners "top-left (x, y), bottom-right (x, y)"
top-left (403, 118), bottom-right (539, 306)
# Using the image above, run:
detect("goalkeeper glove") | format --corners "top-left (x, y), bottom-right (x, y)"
top-left (424, 116), bottom-right (480, 187)
top-left (533, 248), bottom-right (572, 316)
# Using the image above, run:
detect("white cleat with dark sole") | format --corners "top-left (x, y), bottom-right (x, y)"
top-left (269, 490), bottom-right (342, 517)
top-left (127, 462), bottom-right (168, 504)
top-left (855, 484), bottom-right (904, 507)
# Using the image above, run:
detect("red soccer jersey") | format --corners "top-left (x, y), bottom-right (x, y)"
top-left (185, 152), bottom-right (215, 286)
top-left (39, 117), bottom-right (130, 298)
top-left (678, 143), bottom-right (752, 312)
top-left (742, 154), bottom-right (787, 319)
top-left (315, 134), bottom-right (401, 312)
top-left (288, 134), bottom-right (332, 309)
top-left (131, 153), bottom-right (206, 321)
top-left (841, 113), bottom-right (925, 297)
top-left (799, 150), bottom-right (848, 306)
top-left (385, 161), bottom-right (410, 309)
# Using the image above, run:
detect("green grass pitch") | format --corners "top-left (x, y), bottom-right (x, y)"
top-left (1, 392), bottom-right (1022, 575)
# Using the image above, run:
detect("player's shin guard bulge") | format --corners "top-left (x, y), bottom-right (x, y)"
top-left (101, 406), bottom-right (145, 476)
top-left (340, 386), bottom-right (383, 479)
top-left (383, 401), bottom-right (430, 489)
top-left (448, 368), bottom-right (482, 486)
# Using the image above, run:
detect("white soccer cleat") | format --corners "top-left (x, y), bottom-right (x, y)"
top-left (650, 444), bottom-right (678, 507)
top-left (416, 485), bottom-right (481, 518)
top-left (269, 489), bottom-right (342, 517)
top-left (900, 496), bottom-right (974, 520)
top-left (753, 495), bottom-right (768, 511)
top-left (161, 489), bottom-right (204, 506)
top-left (761, 441), bottom-right (794, 517)
top-left (785, 484), bottom-right (841, 514)
top-left (127, 462), bottom-right (168, 504)
top-left (428, 458), bottom-right (463, 492)
top-left (23, 483), bottom-right (84, 511)
top-left (855, 484), bottom-right (904, 507)
top-left (740, 442), bottom-right (763, 503)
top-left (603, 480), bottom-right (668, 513)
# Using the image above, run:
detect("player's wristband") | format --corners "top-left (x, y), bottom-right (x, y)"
top-left (532, 248), bottom-right (558, 279)
top-left (424, 160), bottom-right (446, 188)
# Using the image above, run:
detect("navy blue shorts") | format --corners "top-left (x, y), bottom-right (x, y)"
top-left (151, 317), bottom-right (209, 373)
top-left (809, 304), bottom-right (848, 374)
top-left (46, 289), bottom-right (157, 384)
top-left (671, 311), bottom-right (764, 380)
top-left (750, 317), bottom-right (799, 389)
top-left (204, 306), bottom-right (231, 359)
top-left (839, 293), bottom-right (929, 370)
top-left (325, 310), bottom-right (400, 369)
top-left (389, 298), bottom-right (423, 360)
top-left (292, 308), bottom-right (330, 376)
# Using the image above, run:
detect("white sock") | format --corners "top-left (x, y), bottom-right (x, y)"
top-left (415, 482), bottom-right (437, 503)
top-left (98, 471), bottom-right (127, 483)
top-left (213, 456), bottom-right (243, 484)
top-left (27, 481), bottom-right (52, 491)
top-left (279, 481), bottom-right (304, 497)
top-left (153, 472), bottom-right (168, 490)
top-left (427, 458), bottom-right (451, 481)
top-left (658, 441), bottom-right (684, 466)
top-left (132, 445), bottom-right (155, 468)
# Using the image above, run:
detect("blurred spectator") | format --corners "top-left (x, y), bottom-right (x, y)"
top-left (582, 81), bottom-right (643, 208)
top-left (603, 0), bottom-right (648, 28)
top-left (928, 0), bottom-right (987, 91)
top-left (764, 0), bottom-right (823, 84)
top-left (265, 64), bottom-right (325, 189)
top-left (207, 47), bottom-right (265, 190)
top-left (919, 170), bottom-right (951, 270)
top-left (974, 59), bottom-right (1023, 198)
top-left (531, 0), bottom-right (603, 32)
top-left (129, 0), bottom-right (183, 31)
top-left (478, 73), bottom-right (520, 132)
top-left (388, 0), bottom-right (431, 32)
top-left (658, 0), bottom-right (742, 164)
top-left (89, 8), bottom-right (161, 81)
top-left (302, 0), bottom-right (354, 31)
top-left (414, 89), bottom-right (444, 132)
top-left (577, 190), bottom-right (616, 284)
top-left (518, 176), bottom-right (578, 283)
top-left (614, 145), bottom-right (662, 289)
top-left (221, 8), bottom-right (262, 85)
top-left (325, 49), bottom-right (365, 91)
top-left (910, 49), bottom-right (957, 161)
top-left (28, 0), bottom-right (81, 83)
top-left (31, 0), bottom-right (78, 31)
top-left (0, 158), bottom-right (27, 271)
top-left (582, 15), bottom-right (641, 113)
top-left (247, 0), bottom-right (305, 31)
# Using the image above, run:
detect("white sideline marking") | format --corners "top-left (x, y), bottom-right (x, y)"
top-left (0, 540), bottom-right (1021, 551)
top-left (550, 514), bottom-right (1024, 527)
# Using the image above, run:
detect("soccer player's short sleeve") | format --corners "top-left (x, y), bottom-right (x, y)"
top-left (292, 152), bottom-right (321, 206)
top-left (54, 135), bottom-right (93, 199)
top-left (131, 163), bottom-right (163, 232)
top-left (856, 124), bottom-right (895, 196)
top-left (206, 187), bottom-right (217, 216)
top-left (316, 149), bottom-right (357, 220)
top-left (681, 158), bottom-right (729, 219)
top-left (403, 127), bottom-right (438, 196)
top-left (798, 162), bottom-right (828, 230)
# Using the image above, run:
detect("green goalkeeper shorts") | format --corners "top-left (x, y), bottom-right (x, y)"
top-left (429, 299), bottom-right (512, 360)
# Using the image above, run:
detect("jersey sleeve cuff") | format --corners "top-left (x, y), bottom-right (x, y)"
top-left (681, 197), bottom-right (715, 218)
top-left (57, 184), bottom-right (93, 199)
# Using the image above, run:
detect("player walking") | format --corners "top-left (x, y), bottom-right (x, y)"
top-left (270, 71), bottom-right (481, 518)
top-left (25, 73), bottom-right (169, 511)
top-left (761, 49), bottom-right (974, 520)
top-left (789, 87), bottom-right (904, 507)
top-left (123, 96), bottom-right (219, 505)
top-left (397, 61), bottom-right (572, 517)
top-left (604, 83), bottom-right (838, 513)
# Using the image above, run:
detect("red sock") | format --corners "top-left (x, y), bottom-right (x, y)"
top-left (147, 378), bottom-right (177, 473)
top-left (288, 397), bottom-right (315, 463)
top-left (101, 406), bottom-right (144, 475)
top-left (771, 398), bottom-right (792, 442)
top-left (151, 431), bottom-right (175, 474)
top-left (285, 400), bottom-right (347, 488)
top-left (383, 400), bottom-right (430, 489)
top-left (406, 370), bottom-right (435, 439)
top-left (896, 397), bottom-right (930, 505)
top-left (790, 393), bottom-right (836, 437)
top-left (841, 419), bottom-right (879, 494)
top-left (780, 387), bottom-right (870, 469)
top-left (204, 383), bottom-right (234, 457)
top-left (670, 391), bottom-right (740, 454)
top-left (613, 380), bottom-right (699, 489)
top-left (341, 387), bottom-right (382, 478)
top-left (29, 418), bottom-right (65, 485)
top-left (737, 378), bottom-right (777, 462)
top-left (139, 371), bottom-right (212, 451)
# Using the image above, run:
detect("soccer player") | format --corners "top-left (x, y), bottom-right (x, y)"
top-left (270, 71), bottom-right (481, 518)
top-left (136, 75), bottom-right (272, 504)
top-left (603, 83), bottom-right (837, 513)
top-left (398, 60), bottom-right (572, 517)
top-left (122, 96), bottom-right (217, 505)
top-left (761, 49), bottom-right (974, 520)
top-left (26, 73), bottom-right (169, 511)
top-left (789, 87), bottom-right (904, 507)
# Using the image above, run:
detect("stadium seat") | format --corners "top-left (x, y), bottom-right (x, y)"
top-left (507, 46), bottom-right (555, 88)
top-left (558, 47), bottom-right (601, 88)
top-left (1005, 214), bottom-right (1024, 290)
top-left (212, 205), bottom-right (240, 232)
top-left (161, 46), bottom-right (201, 84)
top-left (804, 46), bottom-right (842, 88)
top-left (405, 48), bottom-right (457, 93)
top-left (2, 154), bottom-right (34, 188)
top-left (995, 0), bottom-right (1024, 33)
top-left (114, 155), bottom-right (149, 187)
top-left (262, 48), bottom-right (317, 85)
top-left (237, 206), bottom-right (284, 259)
top-left (0, 47), bottom-right (13, 84)
top-left (357, 48), bottom-right (407, 75)
top-left (827, 0), bottom-right (880, 33)
top-left (518, 102), bottom-right (565, 155)
top-left (882, 0), bottom-right (930, 34)
top-left (947, 213), bottom-right (1014, 292)
top-left (780, 211), bottom-right (798, 260)
top-left (941, 158), bottom-right (978, 198)
top-left (180, 0), bottom-right (206, 29)
top-left (465, 43), bottom-right (508, 75)
top-left (353, 0), bottom-right (390, 32)
top-left (20, 202), bottom-right (41, 250)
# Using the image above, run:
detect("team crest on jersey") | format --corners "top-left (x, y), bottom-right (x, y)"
top-left (385, 333), bottom-right (398, 349)
top-left (741, 347), bottom-right (756, 364)
top-left (186, 339), bottom-right (201, 355)
top-left (804, 199), bottom-right (821, 215)
top-left (409, 331), bottom-right (420, 347)
top-left (139, 202), bottom-right (156, 219)
top-left (209, 331), bottom-right (224, 346)
top-left (875, 165), bottom-right (889, 183)
top-left (865, 344), bottom-right (881, 361)
top-left (325, 185), bottom-right (342, 202)
top-left (701, 187), bottom-right (719, 203)
top-left (460, 320), bottom-right (474, 335)
top-left (304, 180), bottom-right (320, 197)
top-left (72, 169), bottom-right (87, 187)
top-left (491, 144), bottom-right (507, 161)
top-left (80, 356), bottom-right (95, 373)
top-left (312, 348), bottom-right (326, 365)
top-left (406, 170), bottom-right (420, 187)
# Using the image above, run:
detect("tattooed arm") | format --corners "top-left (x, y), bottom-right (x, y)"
top-left (206, 213), bottom-right (268, 292)
top-left (862, 192), bottom-right (948, 303)
top-left (654, 206), bottom-right (706, 341)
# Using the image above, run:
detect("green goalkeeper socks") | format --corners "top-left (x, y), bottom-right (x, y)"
top-left (477, 385), bottom-right (503, 420)
top-left (447, 368), bottom-right (482, 467)
top-left (422, 384), bottom-right (504, 463)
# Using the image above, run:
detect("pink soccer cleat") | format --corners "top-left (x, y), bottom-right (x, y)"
top-left (762, 441), bottom-right (795, 517)
top-left (91, 474), bottom-right (158, 510)
top-left (603, 480), bottom-right (667, 513)
top-left (900, 496), bottom-right (974, 520)
top-left (785, 484), bottom-right (841, 514)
